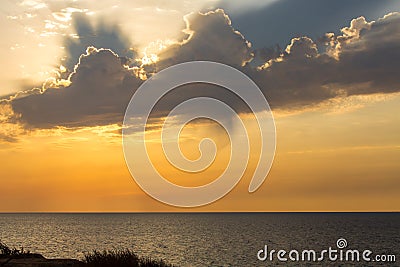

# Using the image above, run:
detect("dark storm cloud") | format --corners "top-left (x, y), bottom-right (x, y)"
top-left (4, 10), bottom-right (400, 130)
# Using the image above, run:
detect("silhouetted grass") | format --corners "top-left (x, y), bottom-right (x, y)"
top-left (1, 241), bottom-right (174, 266)
top-left (0, 240), bottom-right (31, 257)
top-left (84, 249), bottom-right (174, 267)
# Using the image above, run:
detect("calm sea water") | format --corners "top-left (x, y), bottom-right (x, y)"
top-left (0, 213), bottom-right (398, 266)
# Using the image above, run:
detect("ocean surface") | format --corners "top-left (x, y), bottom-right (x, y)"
top-left (0, 213), bottom-right (398, 266)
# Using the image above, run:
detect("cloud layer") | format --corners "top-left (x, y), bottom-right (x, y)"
top-left (251, 12), bottom-right (400, 107)
top-left (1, 10), bottom-right (400, 134)
top-left (156, 9), bottom-right (253, 69)
top-left (11, 47), bottom-right (141, 128)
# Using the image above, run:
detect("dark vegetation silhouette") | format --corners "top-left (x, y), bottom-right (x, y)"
top-left (1, 241), bottom-right (174, 267)
top-left (0, 240), bottom-right (37, 258)
top-left (84, 249), bottom-right (174, 267)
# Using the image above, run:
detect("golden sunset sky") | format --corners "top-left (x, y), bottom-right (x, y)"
top-left (0, 0), bottom-right (399, 211)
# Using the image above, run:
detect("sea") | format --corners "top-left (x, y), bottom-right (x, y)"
top-left (0, 213), bottom-right (398, 266)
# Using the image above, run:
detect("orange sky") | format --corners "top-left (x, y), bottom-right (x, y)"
top-left (0, 1), bottom-right (399, 212)
top-left (1, 93), bottom-right (399, 212)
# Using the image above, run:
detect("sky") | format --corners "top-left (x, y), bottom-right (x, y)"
top-left (0, 0), bottom-right (399, 212)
